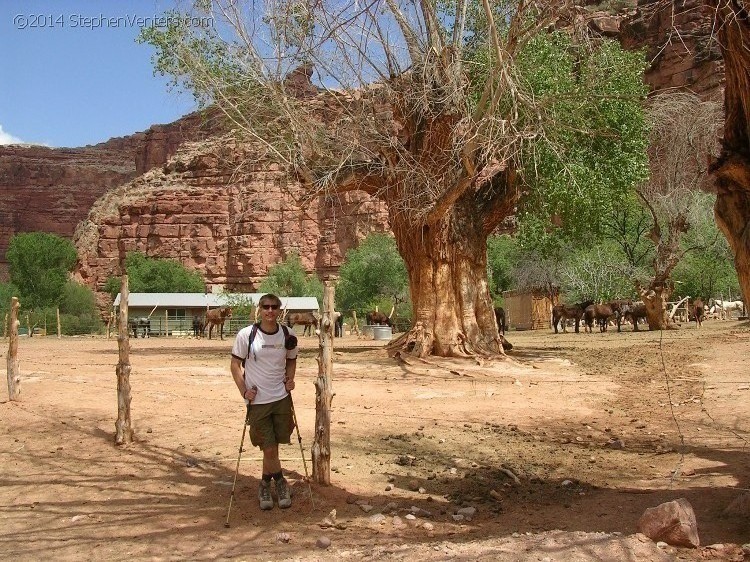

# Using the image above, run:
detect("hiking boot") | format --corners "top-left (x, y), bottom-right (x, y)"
top-left (258, 480), bottom-right (273, 510)
top-left (276, 477), bottom-right (292, 509)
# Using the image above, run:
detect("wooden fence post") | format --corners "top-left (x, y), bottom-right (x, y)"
top-left (350, 310), bottom-right (360, 336)
top-left (312, 277), bottom-right (336, 485)
top-left (115, 276), bottom-right (134, 445)
top-left (6, 297), bottom-right (21, 400)
top-left (56, 308), bottom-right (61, 339)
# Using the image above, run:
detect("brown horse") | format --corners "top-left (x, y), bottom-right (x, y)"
top-left (494, 306), bottom-right (507, 335)
top-left (693, 298), bottom-right (705, 328)
top-left (203, 307), bottom-right (232, 340)
top-left (552, 300), bottom-right (593, 333)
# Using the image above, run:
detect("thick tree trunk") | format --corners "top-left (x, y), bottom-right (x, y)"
top-left (639, 283), bottom-right (672, 330)
top-left (388, 200), bottom-right (504, 357)
top-left (707, 0), bottom-right (750, 306)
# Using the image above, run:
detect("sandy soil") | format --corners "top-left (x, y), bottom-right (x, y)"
top-left (1, 319), bottom-right (749, 561)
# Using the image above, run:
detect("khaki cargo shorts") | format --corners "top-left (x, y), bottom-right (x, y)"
top-left (247, 394), bottom-right (294, 449)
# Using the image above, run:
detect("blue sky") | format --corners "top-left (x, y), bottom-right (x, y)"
top-left (1, 1), bottom-right (198, 147)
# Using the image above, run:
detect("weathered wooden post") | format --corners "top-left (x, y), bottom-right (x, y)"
top-left (350, 310), bottom-right (360, 336)
top-left (115, 276), bottom-right (134, 445)
top-left (312, 277), bottom-right (336, 484)
top-left (165, 309), bottom-right (169, 337)
top-left (6, 297), bottom-right (21, 400)
top-left (56, 308), bottom-right (61, 339)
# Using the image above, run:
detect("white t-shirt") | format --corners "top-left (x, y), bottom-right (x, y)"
top-left (231, 323), bottom-right (298, 405)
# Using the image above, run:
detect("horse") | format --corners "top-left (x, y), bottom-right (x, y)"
top-left (128, 317), bottom-right (151, 338)
top-left (494, 307), bottom-right (507, 335)
top-left (693, 298), bottom-right (705, 328)
top-left (622, 302), bottom-right (647, 331)
top-left (551, 300), bottom-right (594, 333)
top-left (366, 311), bottom-right (392, 326)
top-left (583, 304), bottom-right (615, 333)
top-left (192, 316), bottom-right (204, 337)
top-left (203, 307), bottom-right (232, 340)
top-left (287, 311), bottom-right (319, 336)
top-left (711, 298), bottom-right (745, 320)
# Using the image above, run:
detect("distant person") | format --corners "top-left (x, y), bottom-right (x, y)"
top-left (230, 293), bottom-right (298, 510)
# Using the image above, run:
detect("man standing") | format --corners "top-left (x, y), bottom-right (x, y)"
top-left (230, 293), bottom-right (298, 510)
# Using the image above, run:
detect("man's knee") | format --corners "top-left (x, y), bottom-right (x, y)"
top-left (263, 445), bottom-right (279, 459)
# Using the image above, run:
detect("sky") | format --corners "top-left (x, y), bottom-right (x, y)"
top-left (0, 1), bottom-right (199, 148)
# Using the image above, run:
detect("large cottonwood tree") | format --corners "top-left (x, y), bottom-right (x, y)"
top-left (142, 0), bottom-right (648, 356)
top-left (706, 0), bottom-right (750, 308)
top-left (636, 93), bottom-right (721, 330)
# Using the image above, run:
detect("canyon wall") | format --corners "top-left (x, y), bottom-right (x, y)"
top-left (0, 111), bottom-right (216, 278)
top-left (74, 138), bottom-right (390, 299)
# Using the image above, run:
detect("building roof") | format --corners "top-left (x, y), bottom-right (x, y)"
top-left (113, 293), bottom-right (320, 311)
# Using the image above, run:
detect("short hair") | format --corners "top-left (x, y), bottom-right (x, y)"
top-left (259, 293), bottom-right (282, 307)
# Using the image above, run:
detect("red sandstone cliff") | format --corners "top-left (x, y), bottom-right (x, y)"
top-left (0, 111), bottom-right (217, 278)
top-left (73, 137), bottom-right (390, 299)
top-left (621, 0), bottom-right (723, 96)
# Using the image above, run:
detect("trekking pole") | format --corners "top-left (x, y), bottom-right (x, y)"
top-left (224, 396), bottom-right (253, 528)
top-left (289, 393), bottom-right (315, 510)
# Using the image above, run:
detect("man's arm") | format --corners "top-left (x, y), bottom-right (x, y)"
top-left (231, 356), bottom-right (256, 401)
top-left (284, 358), bottom-right (296, 391)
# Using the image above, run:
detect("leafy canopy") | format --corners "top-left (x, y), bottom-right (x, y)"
top-left (259, 252), bottom-right (323, 301)
top-left (337, 234), bottom-right (409, 315)
top-left (104, 252), bottom-right (205, 297)
top-left (509, 35), bottom-right (650, 252)
top-left (5, 232), bottom-right (77, 309)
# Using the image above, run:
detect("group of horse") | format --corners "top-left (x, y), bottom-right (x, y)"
top-left (550, 297), bottom-right (745, 334)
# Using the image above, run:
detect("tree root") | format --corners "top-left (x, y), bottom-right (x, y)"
top-left (387, 322), bottom-right (511, 358)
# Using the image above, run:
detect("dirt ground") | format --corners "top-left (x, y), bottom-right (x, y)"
top-left (1, 319), bottom-right (749, 561)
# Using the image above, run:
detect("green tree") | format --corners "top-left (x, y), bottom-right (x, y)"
top-left (60, 281), bottom-right (99, 316)
top-left (5, 232), bottom-right (77, 309)
top-left (259, 252), bottom-right (323, 301)
top-left (104, 252), bottom-right (205, 297)
top-left (140, 1), bottom-right (648, 356)
top-left (337, 234), bottom-right (409, 315)
top-left (486, 235), bottom-right (518, 304)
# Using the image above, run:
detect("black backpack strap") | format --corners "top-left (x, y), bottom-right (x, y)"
top-left (246, 323), bottom-right (260, 363)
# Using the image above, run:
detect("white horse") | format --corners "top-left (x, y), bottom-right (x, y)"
top-left (711, 299), bottom-right (745, 319)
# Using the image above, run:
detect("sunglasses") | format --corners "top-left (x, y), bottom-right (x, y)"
top-left (261, 304), bottom-right (280, 310)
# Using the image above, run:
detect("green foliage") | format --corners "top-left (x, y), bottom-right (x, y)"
top-left (486, 235), bottom-right (518, 303)
top-left (601, 193), bottom-right (654, 269)
top-left (5, 232), bottom-right (77, 310)
top-left (672, 196), bottom-right (740, 299)
top-left (259, 252), bottom-right (323, 302)
top-left (559, 242), bottom-right (638, 302)
top-left (0, 281), bottom-right (21, 323)
top-left (59, 281), bottom-right (99, 316)
top-left (137, 10), bottom-right (244, 107)
top-left (337, 234), bottom-right (409, 315)
top-left (22, 308), bottom-right (103, 336)
top-left (508, 35), bottom-right (650, 250)
top-left (104, 252), bottom-right (205, 297)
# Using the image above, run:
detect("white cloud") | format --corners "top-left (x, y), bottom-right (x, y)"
top-left (0, 125), bottom-right (25, 145)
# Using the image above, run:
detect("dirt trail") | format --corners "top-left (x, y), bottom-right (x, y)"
top-left (1, 320), bottom-right (748, 560)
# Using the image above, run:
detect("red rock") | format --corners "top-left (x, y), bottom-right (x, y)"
top-left (637, 498), bottom-right (700, 548)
